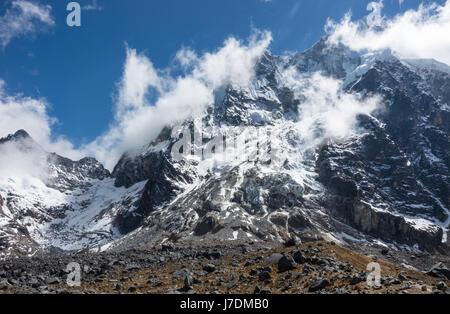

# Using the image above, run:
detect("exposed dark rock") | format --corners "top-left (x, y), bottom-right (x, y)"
top-left (264, 253), bottom-right (283, 265)
top-left (179, 274), bottom-right (194, 293)
top-left (283, 238), bottom-right (298, 247)
top-left (194, 216), bottom-right (221, 236)
top-left (308, 278), bottom-right (329, 292)
top-left (349, 275), bottom-right (364, 285)
top-left (426, 263), bottom-right (450, 280)
top-left (258, 271), bottom-right (271, 282)
top-left (203, 264), bottom-right (216, 273)
top-left (291, 251), bottom-right (307, 264)
top-left (278, 255), bottom-right (297, 273)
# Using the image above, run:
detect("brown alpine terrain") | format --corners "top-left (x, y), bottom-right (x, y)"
top-left (1, 240), bottom-right (449, 294)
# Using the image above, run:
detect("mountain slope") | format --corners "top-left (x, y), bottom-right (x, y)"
top-left (0, 130), bottom-right (145, 258)
top-left (0, 39), bottom-right (449, 258)
top-left (108, 42), bottom-right (449, 253)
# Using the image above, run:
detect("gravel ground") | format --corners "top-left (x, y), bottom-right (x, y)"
top-left (0, 240), bottom-right (449, 294)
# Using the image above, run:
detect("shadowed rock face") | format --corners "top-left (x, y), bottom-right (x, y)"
top-left (112, 127), bottom-right (173, 189)
top-left (113, 152), bottom-right (168, 189)
top-left (315, 58), bottom-right (449, 252)
top-left (114, 154), bottom-right (193, 234)
top-left (46, 154), bottom-right (111, 192)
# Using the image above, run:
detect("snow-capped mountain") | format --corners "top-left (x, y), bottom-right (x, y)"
top-left (1, 38), bottom-right (449, 258)
top-left (0, 130), bottom-right (146, 258)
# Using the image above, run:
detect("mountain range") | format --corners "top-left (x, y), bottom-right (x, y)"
top-left (1, 38), bottom-right (449, 259)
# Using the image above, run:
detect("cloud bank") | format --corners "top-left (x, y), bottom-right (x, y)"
top-left (0, 80), bottom-right (83, 160)
top-left (0, 31), bottom-right (272, 169)
top-left (83, 31), bottom-right (273, 169)
top-left (326, 0), bottom-right (450, 65)
top-left (0, 139), bottom-right (49, 185)
top-left (0, 80), bottom-right (83, 187)
top-left (0, 0), bottom-right (54, 48)
top-left (2, 0), bottom-right (449, 173)
top-left (281, 70), bottom-right (380, 149)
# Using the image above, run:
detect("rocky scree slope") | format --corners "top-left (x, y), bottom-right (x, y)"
top-left (1, 241), bottom-right (449, 294)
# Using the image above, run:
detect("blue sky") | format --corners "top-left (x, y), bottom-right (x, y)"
top-left (0, 0), bottom-right (445, 147)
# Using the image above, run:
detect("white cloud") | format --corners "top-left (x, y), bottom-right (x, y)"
top-left (175, 47), bottom-right (198, 69)
top-left (83, 30), bottom-right (273, 169)
top-left (1, 26), bottom-right (380, 172)
top-left (280, 70), bottom-right (380, 149)
top-left (326, 0), bottom-right (450, 65)
top-left (0, 29), bottom-right (272, 169)
top-left (0, 140), bottom-right (48, 185)
top-left (82, 0), bottom-right (103, 11)
top-left (115, 47), bottom-right (162, 117)
top-left (0, 0), bottom-right (54, 48)
top-left (0, 80), bottom-right (83, 161)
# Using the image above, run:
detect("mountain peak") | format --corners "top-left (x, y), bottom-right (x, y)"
top-left (0, 129), bottom-right (33, 145)
top-left (12, 129), bottom-right (31, 139)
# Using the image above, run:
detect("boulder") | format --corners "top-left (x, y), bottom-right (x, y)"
top-left (278, 255), bottom-right (297, 272)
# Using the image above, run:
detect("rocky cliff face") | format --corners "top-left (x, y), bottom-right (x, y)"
top-left (0, 39), bottom-right (449, 258)
top-left (107, 41), bottom-right (449, 254)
